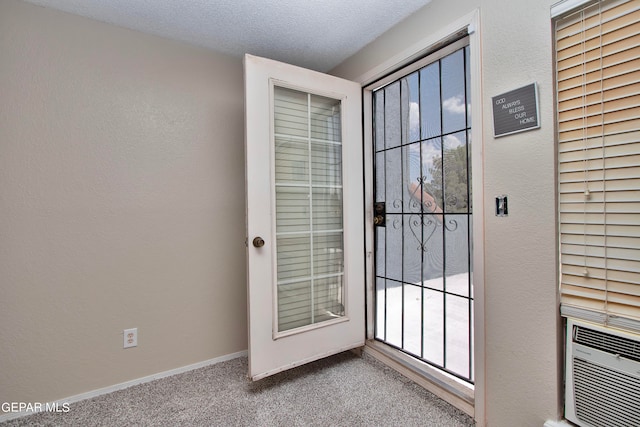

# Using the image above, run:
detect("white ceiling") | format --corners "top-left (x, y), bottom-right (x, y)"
top-left (23, 0), bottom-right (433, 72)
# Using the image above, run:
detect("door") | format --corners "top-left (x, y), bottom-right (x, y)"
top-left (244, 54), bottom-right (365, 381)
top-left (369, 38), bottom-right (474, 383)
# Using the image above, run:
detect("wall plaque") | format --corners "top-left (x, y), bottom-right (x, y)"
top-left (492, 83), bottom-right (540, 137)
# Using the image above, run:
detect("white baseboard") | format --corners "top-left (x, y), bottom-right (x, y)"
top-left (544, 420), bottom-right (573, 427)
top-left (0, 350), bottom-right (248, 423)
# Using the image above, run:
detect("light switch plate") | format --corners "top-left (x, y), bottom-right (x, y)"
top-left (496, 195), bottom-right (508, 217)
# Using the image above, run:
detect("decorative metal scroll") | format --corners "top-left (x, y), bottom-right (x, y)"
top-left (403, 176), bottom-right (458, 252)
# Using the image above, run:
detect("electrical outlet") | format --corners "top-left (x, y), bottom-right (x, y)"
top-left (123, 328), bottom-right (137, 348)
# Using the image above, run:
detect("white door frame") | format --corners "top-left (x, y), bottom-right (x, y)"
top-left (356, 10), bottom-right (485, 425)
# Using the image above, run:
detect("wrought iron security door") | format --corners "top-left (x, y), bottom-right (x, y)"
top-left (372, 40), bottom-right (474, 383)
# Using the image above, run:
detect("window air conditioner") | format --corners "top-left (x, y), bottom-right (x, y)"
top-left (564, 318), bottom-right (640, 427)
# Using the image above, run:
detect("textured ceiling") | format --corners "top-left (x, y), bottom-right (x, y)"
top-left (23, 0), bottom-right (432, 72)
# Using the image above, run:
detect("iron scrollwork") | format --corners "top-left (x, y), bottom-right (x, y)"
top-left (405, 177), bottom-right (459, 252)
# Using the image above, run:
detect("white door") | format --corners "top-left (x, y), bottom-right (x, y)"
top-left (244, 54), bottom-right (365, 381)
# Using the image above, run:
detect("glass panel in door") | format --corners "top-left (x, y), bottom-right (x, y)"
top-left (273, 86), bottom-right (345, 334)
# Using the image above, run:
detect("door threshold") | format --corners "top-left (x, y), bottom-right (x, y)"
top-left (363, 340), bottom-right (474, 417)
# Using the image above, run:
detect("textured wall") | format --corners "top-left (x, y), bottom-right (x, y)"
top-left (480, 1), bottom-right (562, 425)
top-left (0, 0), bottom-right (246, 405)
top-left (1, 0), bottom-right (563, 423)
top-left (332, 0), bottom-right (562, 425)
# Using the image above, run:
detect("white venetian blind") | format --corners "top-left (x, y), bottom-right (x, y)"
top-left (557, 0), bottom-right (640, 325)
top-left (273, 86), bottom-right (346, 333)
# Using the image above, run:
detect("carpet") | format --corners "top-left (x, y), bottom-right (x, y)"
top-left (2, 351), bottom-right (475, 426)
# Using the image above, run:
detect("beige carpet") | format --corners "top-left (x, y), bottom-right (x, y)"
top-left (2, 351), bottom-right (475, 426)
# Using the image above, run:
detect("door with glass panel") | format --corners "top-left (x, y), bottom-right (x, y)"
top-left (244, 54), bottom-right (364, 381)
top-left (371, 39), bottom-right (474, 383)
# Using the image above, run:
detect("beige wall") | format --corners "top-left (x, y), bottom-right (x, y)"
top-left (1, 0), bottom-right (246, 405)
top-left (332, 0), bottom-right (562, 425)
top-left (2, 0), bottom-right (563, 424)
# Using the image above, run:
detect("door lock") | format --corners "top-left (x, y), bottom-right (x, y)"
top-left (373, 202), bottom-right (385, 227)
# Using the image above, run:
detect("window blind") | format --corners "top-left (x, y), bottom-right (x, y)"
top-left (556, 0), bottom-right (640, 325)
top-left (273, 86), bottom-right (345, 332)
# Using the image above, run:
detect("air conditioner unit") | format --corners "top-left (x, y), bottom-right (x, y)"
top-left (565, 318), bottom-right (640, 427)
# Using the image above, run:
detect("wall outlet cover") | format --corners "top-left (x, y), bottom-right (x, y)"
top-left (124, 328), bottom-right (137, 348)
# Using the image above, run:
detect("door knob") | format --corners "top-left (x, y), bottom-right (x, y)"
top-left (252, 237), bottom-right (265, 248)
